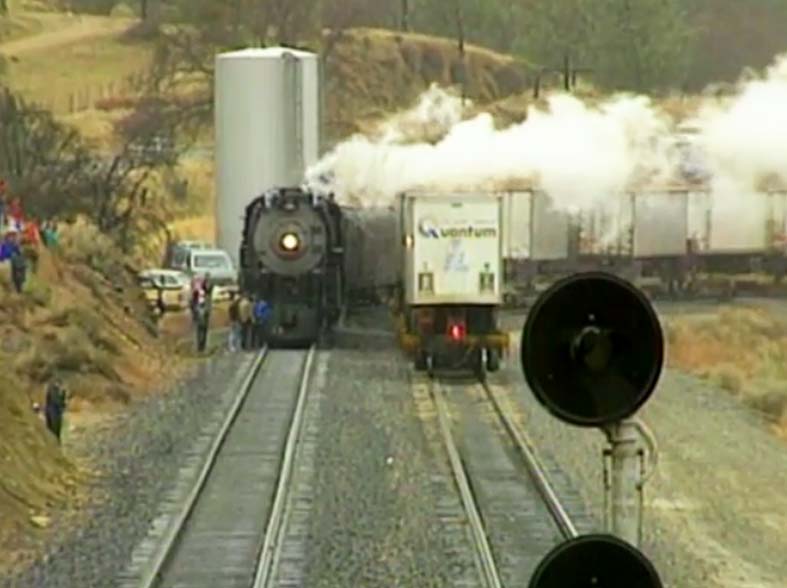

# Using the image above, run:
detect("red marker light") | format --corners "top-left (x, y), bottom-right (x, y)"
top-left (449, 323), bottom-right (465, 341)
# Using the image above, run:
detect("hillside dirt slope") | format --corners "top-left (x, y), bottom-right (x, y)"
top-left (322, 27), bottom-right (534, 142)
top-left (0, 225), bottom-right (212, 573)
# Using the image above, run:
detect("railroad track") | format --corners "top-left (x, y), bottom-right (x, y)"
top-left (129, 345), bottom-right (316, 588)
top-left (428, 376), bottom-right (581, 587)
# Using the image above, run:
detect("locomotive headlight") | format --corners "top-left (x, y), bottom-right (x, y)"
top-left (280, 232), bottom-right (300, 252)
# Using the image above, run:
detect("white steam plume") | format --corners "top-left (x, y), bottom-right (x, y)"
top-left (308, 51), bottom-right (787, 223)
top-left (376, 83), bottom-right (465, 144)
top-left (307, 89), bottom-right (677, 209)
top-left (694, 55), bottom-right (787, 191)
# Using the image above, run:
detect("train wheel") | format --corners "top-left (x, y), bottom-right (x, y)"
top-left (486, 348), bottom-right (500, 373)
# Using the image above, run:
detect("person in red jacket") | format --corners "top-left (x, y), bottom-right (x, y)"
top-left (22, 218), bottom-right (40, 247)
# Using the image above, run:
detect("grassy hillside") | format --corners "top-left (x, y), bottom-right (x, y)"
top-left (667, 307), bottom-right (787, 438)
top-left (0, 223), bottom-right (199, 572)
top-left (0, 12), bottom-right (150, 115)
top-left (323, 27), bottom-right (533, 142)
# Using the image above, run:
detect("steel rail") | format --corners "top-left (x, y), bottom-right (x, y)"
top-left (136, 347), bottom-right (269, 588)
top-left (253, 344), bottom-right (317, 588)
top-left (431, 381), bottom-right (504, 588)
top-left (481, 382), bottom-right (578, 540)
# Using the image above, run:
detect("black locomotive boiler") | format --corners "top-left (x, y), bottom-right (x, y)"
top-left (239, 187), bottom-right (345, 346)
top-left (239, 187), bottom-right (400, 346)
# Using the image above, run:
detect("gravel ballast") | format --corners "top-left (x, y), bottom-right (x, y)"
top-left (300, 334), bottom-right (471, 588)
top-left (2, 350), bottom-right (253, 588)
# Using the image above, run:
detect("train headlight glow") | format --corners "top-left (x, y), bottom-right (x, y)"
top-left (280, 232), bottom-right (300, 252)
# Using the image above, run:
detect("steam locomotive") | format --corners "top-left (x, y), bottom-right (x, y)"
top-left (239, 187), bottom-right (399, 346)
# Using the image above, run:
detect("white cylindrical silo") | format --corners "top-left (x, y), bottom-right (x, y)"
top-left (214, 47), bottom-right (321, 266)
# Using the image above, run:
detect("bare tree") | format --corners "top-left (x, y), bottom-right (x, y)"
top-left (0, 85), bottom-right (187, 254)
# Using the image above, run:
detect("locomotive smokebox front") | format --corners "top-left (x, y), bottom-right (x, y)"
top-left (253, 195), bottom-right (328, 276)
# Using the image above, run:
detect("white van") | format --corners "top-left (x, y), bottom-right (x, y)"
top-left (186, 248), bottom-right (238, 299)
top-left (166, 240), bottom-right (213, 271)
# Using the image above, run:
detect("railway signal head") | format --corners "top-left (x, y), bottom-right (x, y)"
top-left (529, 534), bottom-right (663, 588)
top-left (520, 272), bottom-right (664, 427)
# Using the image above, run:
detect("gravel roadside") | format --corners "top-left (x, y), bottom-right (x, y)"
top-left (496, 322), bottom-right (787, 588)
top-left (1, 347), bottom-right (252, 588)
top-left (301, 334), bottom-right (461, 588)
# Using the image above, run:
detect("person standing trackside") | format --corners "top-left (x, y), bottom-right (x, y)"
top-left (227, 292), bottom-right (242, 352)
top-left (238, 294), bottom-right (253, 350)
top-left (45, 379), bottom-right (68, 444)
top-left (10, 246), bottom-right (27, 293)
top-left (194, 297), bottom-right (210, 353)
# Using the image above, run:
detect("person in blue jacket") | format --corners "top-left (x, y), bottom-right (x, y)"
top-left (0, 232), bottom-right (20, 261)
top-left (252, 298), bottom-right (271, 347)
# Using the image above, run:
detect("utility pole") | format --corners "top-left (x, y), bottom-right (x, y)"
top-left (400, 0), bottom-right (410, 32)
top-left (532, 54), bottom-right (592, 99)
top-left (453, 0), bottom-right (467, 105)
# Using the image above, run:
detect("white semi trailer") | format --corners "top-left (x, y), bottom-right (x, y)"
top-left (214, 47), bottom-right (321, 266)
top-left (397, 192), bottom-right (509, 378)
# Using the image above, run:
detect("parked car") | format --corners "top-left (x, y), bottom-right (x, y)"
top-left (164, 240), bottom-right (213, 271)
top-left (137, 269), bottom-right (190, 312)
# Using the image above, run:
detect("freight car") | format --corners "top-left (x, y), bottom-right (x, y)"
top-left (239, 187), bottom-right (344, 347)
top-left (499, 184), bottom-right (787, 299)
top-left (500, 188), bottom-right (570, 304)
top-left (686, 188), bottom-right (787, 283)
top-left (396, 191), bottom-right (509, 379)
top-left (570, 185), bottom-right (787, 294)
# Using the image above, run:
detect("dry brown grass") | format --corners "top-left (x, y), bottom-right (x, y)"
top-left (666, 306), bottom-right (787, 437)
top-left (61, 108), bottom-right (130, 152)
top-left (169, 215), bottom-right (215, 243)
top-left (657, 94), bottom-right (705, 122)
top-left (0, 236), bottom-right (203, 571)
top-left (5, 27), bottom-right (153, 114)
top-left (322, 27), bottom-right (534, 143)
top-left (0, 10), bottom-right (79, 44)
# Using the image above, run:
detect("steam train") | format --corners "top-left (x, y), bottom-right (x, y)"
top-left (240, 177), bottom-right (787, 350)
top-left (239, 187), bottom-right (399, 346)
